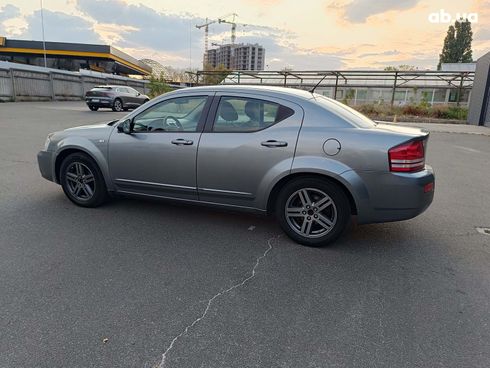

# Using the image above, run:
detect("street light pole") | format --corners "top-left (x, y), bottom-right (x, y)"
top-left (40, 0), bottom-right (47, 68)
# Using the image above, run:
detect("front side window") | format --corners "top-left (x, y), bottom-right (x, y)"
top-left (213, 97), bottom-right (294, 132)
top-left (132, 96), bottom-right (208, 132)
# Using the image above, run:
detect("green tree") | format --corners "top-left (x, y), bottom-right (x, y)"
top-left (147, 73), bottom-right (172, 98)
top-left (202, 63), bottom-right (230, 85)
top-left (438, 19), bottom-right (473, 69)
top-left (455, 20), bottom-right (473, 63)
top-left (384, 65), bottom-right (418, 71)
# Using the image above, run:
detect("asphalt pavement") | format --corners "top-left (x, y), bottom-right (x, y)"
top-left (1, 101), bottom-right (489, 368)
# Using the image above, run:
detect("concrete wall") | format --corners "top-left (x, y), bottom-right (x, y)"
top-left (468, 52), bottom-right (490, 126)
top-left (0, 61), bottom-right (149, 102)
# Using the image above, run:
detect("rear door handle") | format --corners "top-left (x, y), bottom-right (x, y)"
top-left (261, 140), bottom-right (288, 148)
top-left (171, 138), bottom-right (193, 146)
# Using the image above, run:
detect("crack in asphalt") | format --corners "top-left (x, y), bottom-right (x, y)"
top-left (157, 234), bottom-right (280, 368)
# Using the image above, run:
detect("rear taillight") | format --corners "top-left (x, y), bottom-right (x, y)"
top-left (388, 139), bottom-right (425, 173)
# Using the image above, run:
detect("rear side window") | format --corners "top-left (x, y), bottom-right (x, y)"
top-left (213, 97), bottom-right (294, 132)
top-left (313, 94), bottom-right (376, 128)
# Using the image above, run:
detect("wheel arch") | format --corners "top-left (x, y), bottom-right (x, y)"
top-left (54, 144), bottom-right (113, 191)
top-left (266, 172), bottom-right (359, 216)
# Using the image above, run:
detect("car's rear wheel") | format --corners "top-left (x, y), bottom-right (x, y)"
top-left (88, 105), bottom-right (98, 111)
top-left (275, 177), bottom-right (351, 247)
top-left (112, 98), bottom-right (124, 112)
top-left (60, 152), bottom-right (108, 207)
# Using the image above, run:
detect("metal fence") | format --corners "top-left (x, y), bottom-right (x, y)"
top-left (0, 61), bottom-right (149, 102)
top-left (192, 69), bottom-right (475, 107)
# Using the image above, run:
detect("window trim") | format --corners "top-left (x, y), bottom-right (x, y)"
top-left (123, 95), bottom-right (213, 134)
top-left (205, 96), bottom-right (294, 133)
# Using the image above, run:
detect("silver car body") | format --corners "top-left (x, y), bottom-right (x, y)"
top-left (38, 85), bottom-right (434, 224)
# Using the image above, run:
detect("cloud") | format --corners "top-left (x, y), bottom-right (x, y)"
top-left (475, 28), bottom-right (490, 41)
top-left (77, 0), bottom-right (203, 52)
top-left (339, 0), bottom-right (421, 23)
top-left (21, 9), bottom-right (102, 44)
top-left (75, 0), bottom-right (346, 69)
top-left (0, 4), bottom-right (20, 22)
top-left (0, 4), bottom-right (22, 34)
top-left (358, 49), bottom-right (401, 58)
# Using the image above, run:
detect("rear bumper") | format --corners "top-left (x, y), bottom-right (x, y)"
top-left (37, 150), bottom-right (55, 182)
top-left (355, 166), bottom-right (435, 224)
top-left (85, 97), bottom-right (113, 107)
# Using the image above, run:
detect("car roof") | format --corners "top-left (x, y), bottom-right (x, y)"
top-left (93, 85), bottom-right (132, 88)
top-left (170, 85), bottom-right (315, 102)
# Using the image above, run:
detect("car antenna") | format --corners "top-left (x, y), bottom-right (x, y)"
top-left (309, 74), bottom-right (328, 93)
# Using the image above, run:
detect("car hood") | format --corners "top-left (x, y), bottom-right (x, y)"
top-left (54, 121), bottom-right (117, 142)
top-left (65, 121), bottom-right (116, 131)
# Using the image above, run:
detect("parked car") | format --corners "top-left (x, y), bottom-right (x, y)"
top-left (38, 86), bottom-right (434, 246)
top-left (85, 85), bottom-right (149, 112)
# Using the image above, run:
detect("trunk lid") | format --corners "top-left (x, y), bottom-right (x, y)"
top-left (85, 87), bottom-right (113, 98)
top-left (374, 123), bottom-right (429, 138)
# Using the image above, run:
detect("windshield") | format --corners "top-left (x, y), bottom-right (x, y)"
top-left (312, 94), bottom-right (377, 128)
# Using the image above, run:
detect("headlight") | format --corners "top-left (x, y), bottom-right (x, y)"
top-left (44, 133), bottom-right (54, 151)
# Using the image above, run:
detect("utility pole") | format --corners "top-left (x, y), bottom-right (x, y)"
top-left (40, 0), bottom-right (47, 68)
top-left (189, 20), bottom-right (192, 71)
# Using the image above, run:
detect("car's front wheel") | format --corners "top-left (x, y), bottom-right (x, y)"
top-left (275, 177), bottom-right (351, 247)
top-left (88, 105), bottom-right (99, 111)
top-left (60, 152), bottom-right (108, 207)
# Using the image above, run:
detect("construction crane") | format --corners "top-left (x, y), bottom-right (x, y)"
top-left (218, 13), bottom-right (240, 44)
top-left (218, 14), bottom-right (267, 45)
top-left (195, 18), bottom-right (218, 65)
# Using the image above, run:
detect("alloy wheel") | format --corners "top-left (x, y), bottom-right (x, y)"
top-left (65, 162), bottom-right (96, 201)
top-left (114, 100), bottom-right (123, 111)
top-left (285, 188), bottom-right (337, 238)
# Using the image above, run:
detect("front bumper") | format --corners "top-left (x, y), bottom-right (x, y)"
top-left (37, 150), bottom-right (54, 182)
top-left (355, 166), bottom-right (435, 224)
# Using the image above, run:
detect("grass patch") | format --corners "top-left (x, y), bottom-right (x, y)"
top-left (353, 103), bottom-right (468, 122)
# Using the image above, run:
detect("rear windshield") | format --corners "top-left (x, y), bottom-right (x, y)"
top-left (92, 87), bottom-right (112, 91)
top-left (312, 94), bottom-right (377, 128)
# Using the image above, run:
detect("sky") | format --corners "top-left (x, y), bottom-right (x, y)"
top-left (0, 0), bottom-right (488, 70)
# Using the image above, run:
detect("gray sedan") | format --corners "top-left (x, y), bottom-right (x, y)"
top-left (38, 86), bottom-right (434, 246)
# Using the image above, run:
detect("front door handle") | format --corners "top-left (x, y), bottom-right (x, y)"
top-left (261, 140), bottom-right (288, 148)
top-left (171, 138), bottom-right (193, 146)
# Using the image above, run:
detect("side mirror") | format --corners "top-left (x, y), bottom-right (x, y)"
top-left (117, 119), bottom-right (133, 134)
top-left (137, 92), bottom-right (141, 96)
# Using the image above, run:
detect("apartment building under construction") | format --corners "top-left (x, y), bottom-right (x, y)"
top-left (206, 43), bottom-right (265, 70)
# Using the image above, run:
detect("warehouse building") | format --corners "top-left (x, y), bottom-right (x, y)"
top-left (468, 51), bottom-right (490, 127)
top-left (0, 37), bottom-right (151, 76)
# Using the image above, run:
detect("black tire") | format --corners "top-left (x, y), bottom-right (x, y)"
top-left (112, 98), bottom-right (124, 112)
top-left (88, 105), bottom-right (99, 111)
top-left (275, 177), bottom-right (351, 247)
top-left (60, 152), bottom-right (108, 208)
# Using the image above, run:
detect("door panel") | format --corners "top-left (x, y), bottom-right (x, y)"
top-left (108, 95), bottom-right (211, 200)
top-left (128, 87), bottom-right (142, 106)
top-left (197, 93), bottom-right (304, 209)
